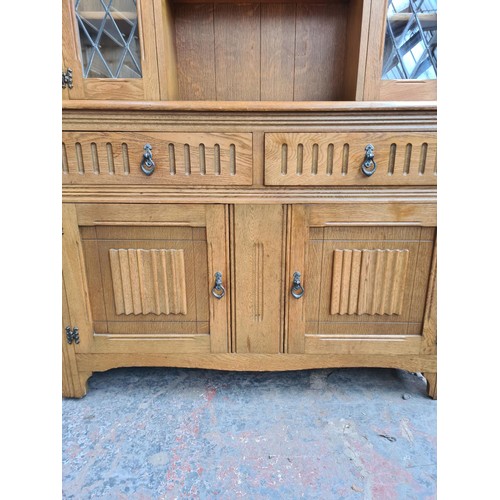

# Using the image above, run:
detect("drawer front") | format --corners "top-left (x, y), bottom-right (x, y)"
top-left (62, 132), bottom-right (253, 186)
top-left (264, 132), bottom-right (436, 186)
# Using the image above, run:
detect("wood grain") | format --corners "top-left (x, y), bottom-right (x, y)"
top-left (234, 205), bottom-right (284, 353)
top-left (288, 207), bottom-right (436, 354)
top-left (62, 276), bottom-right (88, 398)
top-left (265, 132), bottom-right (437, 186)
top-left (62, 100), bottom-right (437, 113)
top-left (206, 205), bottom-right (231, 353)
top-left (214, 4), bottom-right (261, 100)
top-left (424, 372), bottom-right (437, 399)
top-left (153, 0), bottom-right (179, 99)
top-left (174, 3), bottom-right (216, 100)
top-left (62, 0), bottom-right (161, 100)
top-left (63, 131), bottom-right (253, 186)
top-left (76, 352), bottom-right (437, 373)
top-left (330, 249), bottom-right (410, 315)
top-left (294, 2), bottom-right (347, 100)
top-left (362, 0), bottom-right (436, 101)
top-left (260, 3), bottom-right (296, 100)
top-left (109, 249), bottom-right (187, 315)
top-left (62, 204), bottom-right (94, 353)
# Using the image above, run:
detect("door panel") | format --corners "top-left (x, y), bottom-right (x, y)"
top-left (62, 0), bottom-right (160, 100)
top-left (233, 205), bottom-right (285, 353)
top-left (63, 203), bottom-right (230, 354)
top-left (287, 204), bottom-right (436, 354)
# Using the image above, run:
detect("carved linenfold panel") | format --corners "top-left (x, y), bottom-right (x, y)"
top-left (330, 249), bottom-right (409, 316)
top-left (62, 131), bottom-right (253, 185)
top-left (265, 132), bottom-right (437, 185)
top-left (109, 249), bottom-right (187, 316)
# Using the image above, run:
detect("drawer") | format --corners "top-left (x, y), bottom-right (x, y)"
top-left (264, 132), bottom-right (436, 186)
top-left (62, 132), bottom-right (253, 186)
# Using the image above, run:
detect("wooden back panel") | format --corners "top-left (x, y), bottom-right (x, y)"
top-left (174, 2), bottom-right (350, 100)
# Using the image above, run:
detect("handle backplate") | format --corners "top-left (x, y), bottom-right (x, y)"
top-left (361, 144), bottom-right (377, 176)
top-left (291, 271), bottom-right (305, 299)
top-left (211, 272), bottom-right (226, 299)
top-left (140, 143), bottom-right (156, 176)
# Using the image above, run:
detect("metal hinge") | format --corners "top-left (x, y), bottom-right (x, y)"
top-left (62, 68), bottom-right (73, 89)
top-left (65, 326), bottom-right (80, 344)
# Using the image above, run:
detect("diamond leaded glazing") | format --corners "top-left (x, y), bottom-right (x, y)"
top-left (382, 0), bottom-right (437, 80)
top-left (75, 0), bottom-right (142, 79)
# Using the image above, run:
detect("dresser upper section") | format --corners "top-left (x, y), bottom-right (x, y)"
top-left (63, 0), bottom-right (437, 103)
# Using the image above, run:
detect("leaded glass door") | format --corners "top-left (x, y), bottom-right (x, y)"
top-left (62, 0), bottom-right (161, 100)
top-left (363, 0), bottom-right (437, 101)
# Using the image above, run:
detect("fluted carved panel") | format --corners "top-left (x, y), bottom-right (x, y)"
top-left (62, 131), bottom-right (252, 185)
top-left (265, 132), bottom-right (437, 186)
top-left (109, 249), bottom-right (187, 316)
top-left (330, 249), bottom-right (409, 316)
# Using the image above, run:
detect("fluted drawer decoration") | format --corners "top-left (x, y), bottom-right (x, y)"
top-left (109, 248), bottom-right (187, 316)
top-left (264, 132), bottom-right (436, 186)
top-left (330, 249), bottom-right (409, 316)
top-left (62, 131), bottom-right (253, 185)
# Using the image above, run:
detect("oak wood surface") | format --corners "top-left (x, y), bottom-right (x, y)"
top-left (153, 0), bottom-right (179, 100)
top-left (260, 3), bottom-right (296, 101)
top-left (287, 204), bottom-right (436, 355)
top-left (215, 4), bottom-right (261, 100)
top-left (265, 131), bottom-right (437, 186)
top-left (233, 205), bottom-right (285, 353)
top-left (63, 186), bottom-right (437, 206)
top-left (76, 352), bottom-right (436, 373)
top-left (62, 131), bottom-right (253, 186)
top-left (62, 100), bottom-right (437, 112)
top-left (362, 0), bottom-right (436, 101)
top-left (65, 203), bottom-right (231, 356)
top-left (174, 3), bottom-right (217, 100)
top-left (62, 276), bottom-right (88, 398)
top-left (62, 1), bottom-right (438, 398)
top-left (424, 372), bottom-right (437, 399)
top-left (62, 0), bottom-right (161, 100)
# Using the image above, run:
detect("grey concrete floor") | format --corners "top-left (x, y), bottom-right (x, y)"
top-left (62, 367), bottom-right (436, 499)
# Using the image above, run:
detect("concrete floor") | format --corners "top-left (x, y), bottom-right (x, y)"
top-left (62, 367), bottom-right (436, 499)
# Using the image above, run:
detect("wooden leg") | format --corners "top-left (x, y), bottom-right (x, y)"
top-left (424, 372), bottom-right (437, 400)
top-left (62, 370), bottom-right (92, 398)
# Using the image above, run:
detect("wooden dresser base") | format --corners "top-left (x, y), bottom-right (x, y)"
top-left (63, 353), bottom-right (437, 399)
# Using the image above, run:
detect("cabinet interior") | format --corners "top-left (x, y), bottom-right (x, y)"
top-left (168, 0), bottom-right (365, 101)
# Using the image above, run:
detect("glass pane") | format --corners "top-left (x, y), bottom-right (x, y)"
top-left (75, 0), bottom-right (142, 79)
top-left (382, 0), bottom-right (437, 80)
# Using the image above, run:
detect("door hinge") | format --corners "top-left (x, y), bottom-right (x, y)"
top-left (62, 68), bottom-right (73, 89)
top-left (65, 326), bottom-right (80, 344)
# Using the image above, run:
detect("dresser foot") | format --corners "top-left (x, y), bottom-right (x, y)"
top-left (62, 371), bottom-right (93, 398)
top-left (424, 372), bottom-right (437, 400)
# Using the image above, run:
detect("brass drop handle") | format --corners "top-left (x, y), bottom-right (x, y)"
top-left (361, 144), bottom-right (377, 176)
top-left (140, 143), bottom-right (156, 176)
top-left (211, 272), bottom-right (226, 299)
top-left (291, 272), bottom-right (305, 299)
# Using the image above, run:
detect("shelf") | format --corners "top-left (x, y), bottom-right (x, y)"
top-left (76, 11), bottom-right (137, 21)
top-left (62, 99), bottom-right (437, 112)
top-left (388, 13), bottom-right (437, 30)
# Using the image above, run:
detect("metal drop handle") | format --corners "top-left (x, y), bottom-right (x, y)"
top-left (140, 143), bottom-right (156, 176)
top-left (211, 272), bottom-right (226, 299)
top-left (361, 144), bottom-right (377, 176)
top-left (291, 272), bottom-right (305, 299)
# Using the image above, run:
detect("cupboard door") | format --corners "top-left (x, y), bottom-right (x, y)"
top-left (363, 0), bottom-right (437, 100)
top-left (62, 0), bottom-right (161, 100)
top-left (62, 204), bottom-right (230, 354)
top-left (287, 204), bottom-right (436, 355)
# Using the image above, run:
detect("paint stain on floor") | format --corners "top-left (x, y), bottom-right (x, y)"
top-left (62, 368), bottom-right (436, 499)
